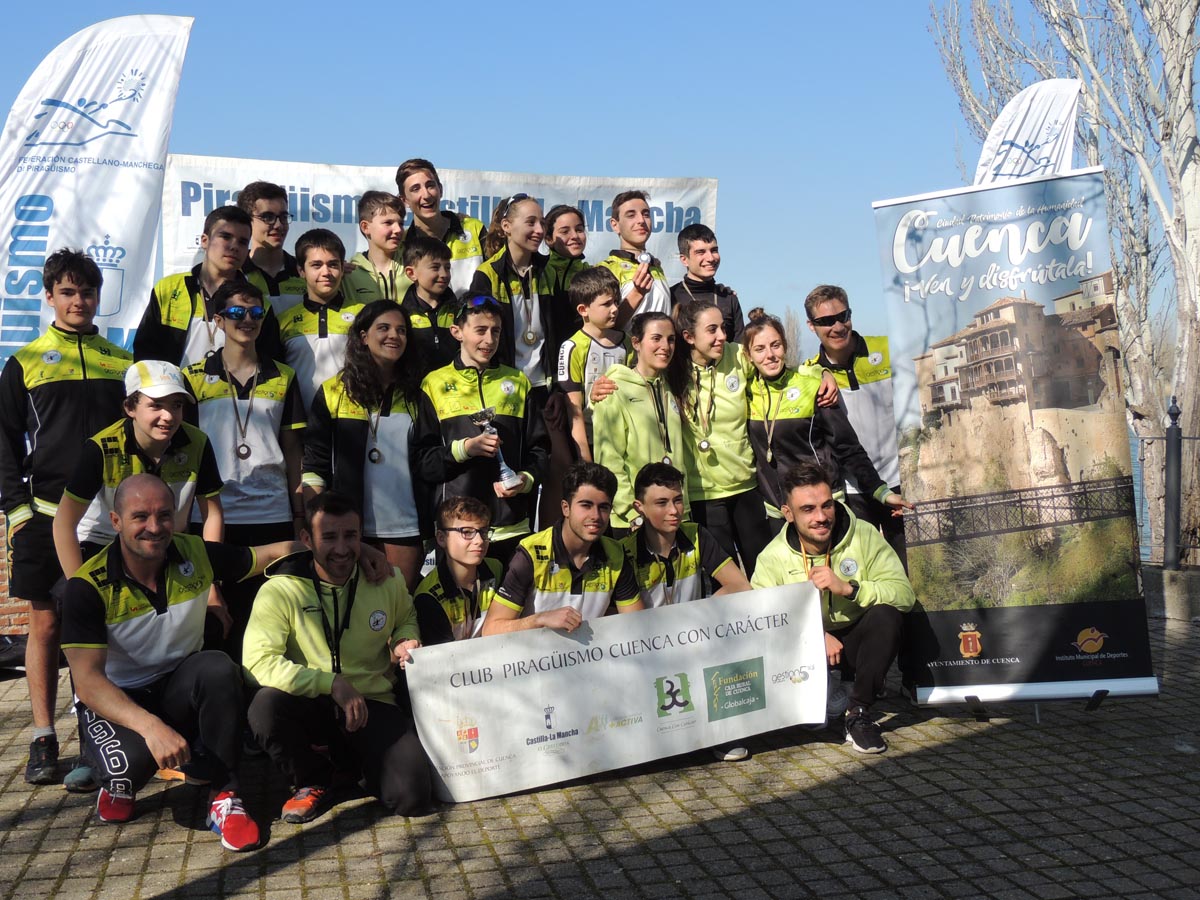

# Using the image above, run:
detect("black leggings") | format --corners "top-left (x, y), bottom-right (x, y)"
top-left (248, 687), bottom-right (432, 816)
top-left (78, 650), bottom-right (243, 796)
top-left (690, 488), bottom-right (772, 577)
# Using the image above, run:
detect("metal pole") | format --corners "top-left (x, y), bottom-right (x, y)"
top-left (1164, 396), bottom-right (1182, 570)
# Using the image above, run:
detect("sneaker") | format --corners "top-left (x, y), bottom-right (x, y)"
top-left (96, 787), bottom-right (135, 823)
top-left (207, 791), bottom-right (260, 851)
top-left (844, 706), bottom-right (887, 754)
top-left (711, 745), bottom-right (750, 762)
top-left (281, 785), bottom-right (328, 824)
top-left (63, 761), bottom-right (99, 794)
top-left (24, 735), bottom-right (59, 784)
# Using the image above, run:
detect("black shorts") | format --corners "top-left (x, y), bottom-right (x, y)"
top-left (8, 512), bottom-right (64, 604)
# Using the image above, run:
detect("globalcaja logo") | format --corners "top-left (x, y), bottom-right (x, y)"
top-left (1072, 627), bottom-right (1108, 654)
top-left (704, 658), bottom-right (767, 722)
top-left (24, 69), bottom-right (148, 148)
top-left (455, 717), bottom-right (479, 754)
top-left (86, 235), bottom-right (127, 317)
top-left (958, 622), bottom-right (983, 659)
top-left (655, 673), bottom-right (695, 718)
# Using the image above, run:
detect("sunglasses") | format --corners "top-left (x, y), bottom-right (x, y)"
top-left (218, 305), bottom-right (267, 321)
top-left (454, 295), bottom-right (503, 322)
top-left (808, 308), bottom-right (852, 328)
top-left (503, 193), bottom-right (531, 210)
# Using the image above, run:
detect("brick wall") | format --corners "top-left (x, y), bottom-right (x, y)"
top-left (0, 514), bottom-right (29, 634)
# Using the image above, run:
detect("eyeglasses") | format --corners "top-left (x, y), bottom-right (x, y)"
top-left (440, 525), bottom-right (493, 542)
top-left (454, 295), bottom-right (503, 322)
top-left (252, 212), bottom-right (292, 227)
top-left (808, 308), bottom-right (852, 328)
top-left (218, 305), bottom-right (267, 321)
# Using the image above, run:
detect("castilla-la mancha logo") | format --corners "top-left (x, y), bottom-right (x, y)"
top-left (1072, 627), bottom-right (1108, 654)
top-left (958, 623), bottom-right (983, 659)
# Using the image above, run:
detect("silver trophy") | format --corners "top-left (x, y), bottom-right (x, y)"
top-left (471, 407), bottom-right (525, 490)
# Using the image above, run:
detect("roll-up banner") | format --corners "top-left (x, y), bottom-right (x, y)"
top-left (873, 168), bottom-right (1157, 705)
top-left (161, 154), bottom-right (718, 289)
top-left (407, 585), bottom-right (826, 803)
top-left (0, 16), bottom-right (193, 365)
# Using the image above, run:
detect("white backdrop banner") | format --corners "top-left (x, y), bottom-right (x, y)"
top-left (407, 585), bottom-right (825, 802)
top-left (162, 154), bottom-right (718, 284)
top-left (0, 15), bottom-right (192, 364)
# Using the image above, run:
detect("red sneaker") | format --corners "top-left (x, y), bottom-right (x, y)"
top-left (207, 791), bottom-right (260, 851)
top-left (281, 785), bottom-right (328, 824)
top-left (96, 787), bottom-right (135, 823)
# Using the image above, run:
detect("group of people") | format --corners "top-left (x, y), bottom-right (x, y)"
top-left (0, 157), bottom-right (916, 853)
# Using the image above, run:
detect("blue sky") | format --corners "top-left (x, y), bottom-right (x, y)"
top-left (1, 3), bottom-right (973, 359)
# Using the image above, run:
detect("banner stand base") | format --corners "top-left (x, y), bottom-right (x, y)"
top-left (1085, 689), bottom-right (1109, 711)
top-left (964, 695), bottom-right (990, 722)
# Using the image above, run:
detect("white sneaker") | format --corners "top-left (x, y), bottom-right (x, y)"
top-left (711, 745), bottom-right (749, 762)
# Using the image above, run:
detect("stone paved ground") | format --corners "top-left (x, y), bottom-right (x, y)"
top-left (1, 616), bottom-right (1197, 900)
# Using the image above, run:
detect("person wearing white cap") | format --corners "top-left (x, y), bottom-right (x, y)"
top-left (52, 359), bottom-right (225, 583)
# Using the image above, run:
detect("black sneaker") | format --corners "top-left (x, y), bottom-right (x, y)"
top-left (844, 707), bottom-right (886, 754)
top-left (25, 735), bottom-right (59, 784)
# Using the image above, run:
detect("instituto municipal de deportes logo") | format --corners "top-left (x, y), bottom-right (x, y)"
top-left (655, 673), bottom-right (694, 718)
top-left (1072, 627), bottom-right (1108, 654)
top-left (958, 623), bottom-right (983, 659)
top-left (24, 68), bottom-right (149, 148)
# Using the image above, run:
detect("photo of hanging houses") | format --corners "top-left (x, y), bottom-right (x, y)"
top-left (899, 271), bottom-right (1138, 612)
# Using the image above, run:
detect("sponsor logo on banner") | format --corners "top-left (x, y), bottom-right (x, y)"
top-left (24, 68), bottom-right (148, 149)
top-left (958, 623), bottom-right (983, 659)
top-left (1072, 626), bottom-right (1107, 654)
top-left (586, 713), bottom-right (644, 734)
top-left (456, 718), bottom-right (480, 754)
top-left (704, 658), bottom-right (767, 721)
top-left (655, 673), bottom-right (695, 717)
top-left (772, 666), bottom-right (814, 685)
top-left (543, 705), bottom-right (556, 731)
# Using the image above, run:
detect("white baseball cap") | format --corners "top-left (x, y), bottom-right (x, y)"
top-left (125, 360), bottom-right (192, 400)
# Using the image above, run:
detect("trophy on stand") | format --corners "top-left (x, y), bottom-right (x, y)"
top-left (470, 407), bottom-right (525, 490)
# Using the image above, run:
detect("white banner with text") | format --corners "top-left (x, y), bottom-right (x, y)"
top-left (407, 585), bottom-right (825, 802)
top-left (162, 154), bottom-right (718, 285)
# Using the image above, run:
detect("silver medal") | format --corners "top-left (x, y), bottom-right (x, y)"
top-left (637, 251), bottom-right (652, 265)
top-left (662, 455), bottom-right (672, 465)
top-left (523, 330), bottom-right (538, 346)
top-left (368, 447), bottom-right (384, 464)
top-left (698, 439), bottom-right (711, 452)
top-left (236, 443), bottom-right (252, 460)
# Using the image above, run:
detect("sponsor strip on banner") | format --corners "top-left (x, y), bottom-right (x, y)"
top-left (872, 169), bottom-right (1157, 703)
top-left (407, 584), bottom-right (825, 803)
top-left (162, 154), bottom-right (717, 285)
top-left (0, 16), bottom-right (193, 363)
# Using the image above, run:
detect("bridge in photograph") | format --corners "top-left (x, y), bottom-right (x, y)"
top-left (903, 475), bottom-right (1136, 546)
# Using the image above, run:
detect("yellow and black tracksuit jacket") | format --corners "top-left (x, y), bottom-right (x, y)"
top-left (0, 327), bottom-right (131, 529)
top-left (400, 283), bottom-right (459, 373)
top-left (133, 266), bottom-right (285, 367)
top-left (302, 373), bottom-right (431, 540)
top-left (469, 248), bottom-right (562, 385)
top-left (343, 252), bottom-right (412, 304)
top-left (401, 211), bottom-right (486, 296)
top-left (412, 555), bottom-right (502, 644)
top-left (669, 276), bottom-right (745, 343)
top-left (413, 358), bottom-right (550, 541)
top-left (746, 367), bottom-right (889, 514)
top-left (544, 250), bottom-right (588, 333)
top-left (243, 252), bottom-right (305, 298)
top-left (806, 333), bottom-right (901, 493)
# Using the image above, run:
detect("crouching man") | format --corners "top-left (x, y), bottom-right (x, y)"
top-left (60, 474), bottom-right (305, 850)
top-left (242, 491), bottom-right (431, 824)
top-left (751, 461), bottom-right (915, 753)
